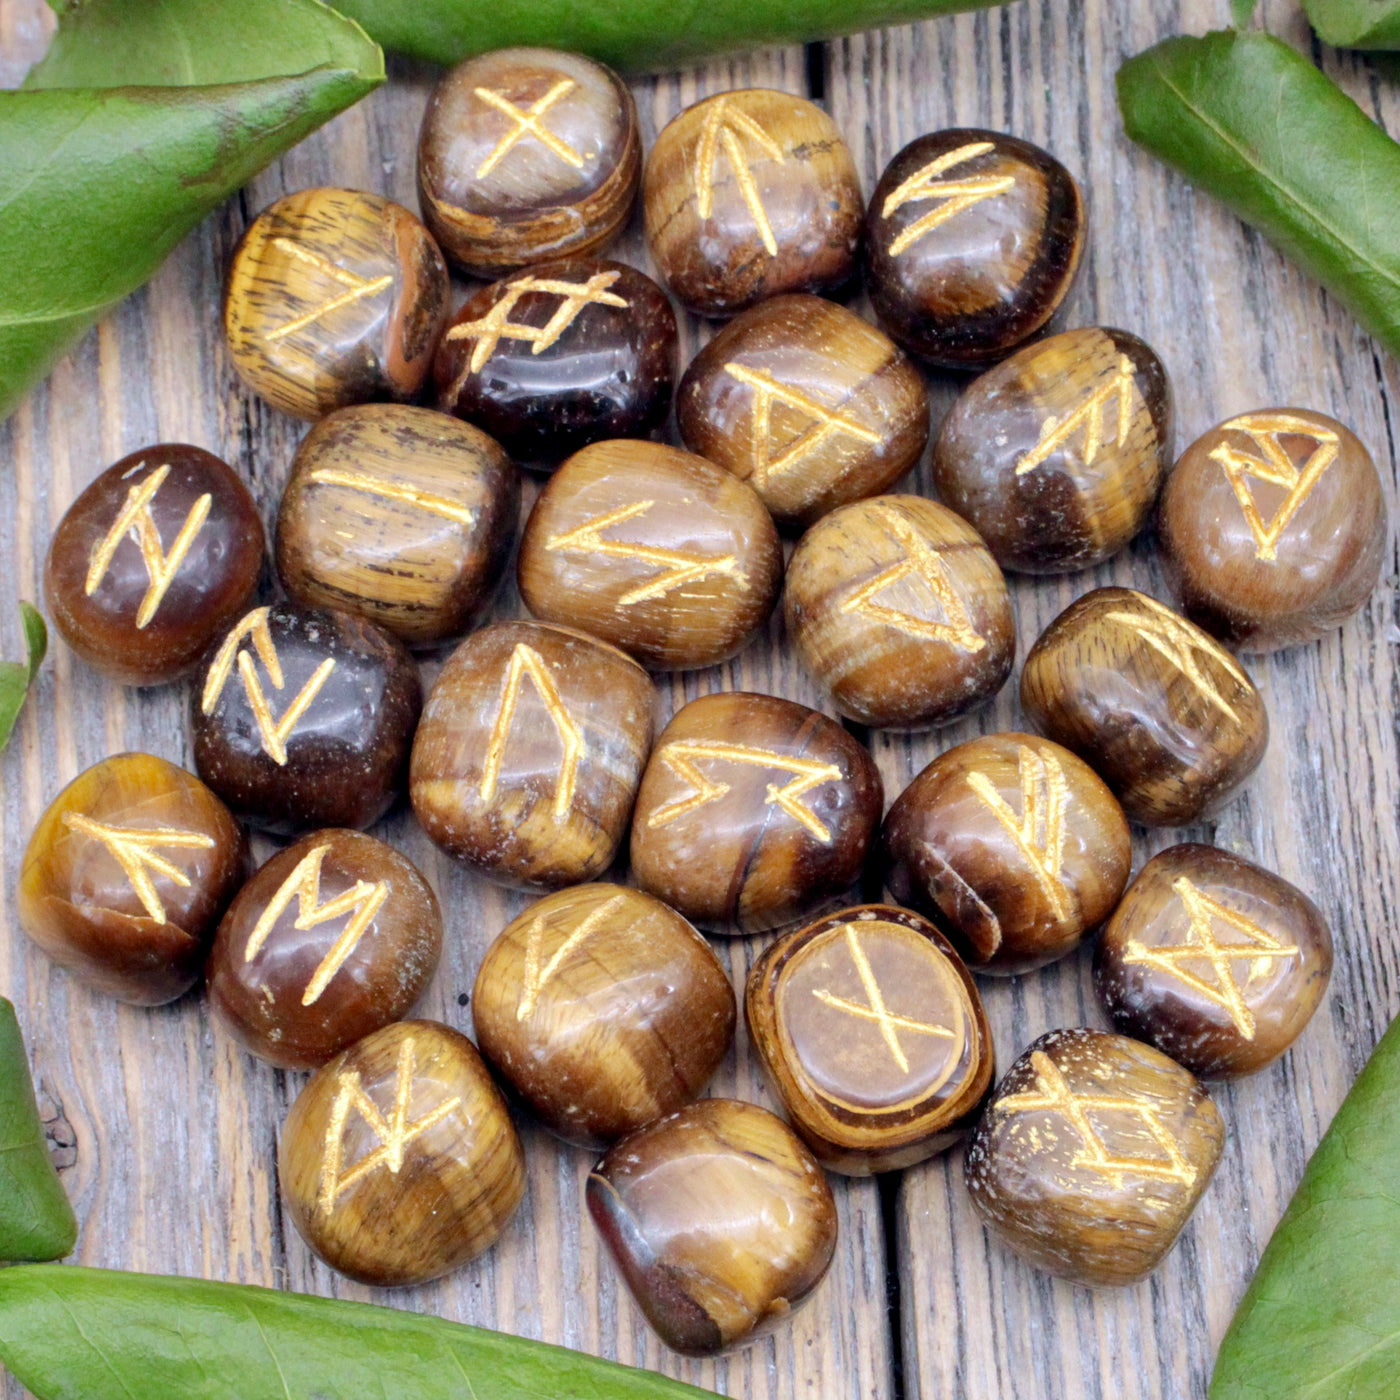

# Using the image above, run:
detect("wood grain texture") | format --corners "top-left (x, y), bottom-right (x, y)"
top-left (2, 2), bottom-right (1398, 1398)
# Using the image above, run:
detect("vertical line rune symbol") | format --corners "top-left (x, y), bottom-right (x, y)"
top-left (1208, 412), bottom-right (1341, 562)
top-left (61, 813), bottom-right (216, 925)
top-left (965, 746), bottom-right (1071, 920)
top-left (1016, 354), bottom-right (1138, 477)
top-left (880, 141), bottom-right (1018, 256)
top-left (544, 500), bottom-right (745, 604)
top-left (473, 80), bottom-right (586, 178)
top-left (243, 843), bottom-right (391, 1007)
top-left (85, 464), bottom-right (212, 629)
top-left (265, 240), bottom-right (393, 343)
top-left (695, 97), bottom-right (786, 256)
top-left (518, 893), bottom-right (627, 1021)
top-left (480, 644), bottom-right (584, 821)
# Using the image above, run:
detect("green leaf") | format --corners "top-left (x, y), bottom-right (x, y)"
top-left (0, 1265), bottom-right (724, 1399)
top-left (1302, 0), bottom-right (1400, 50)
top-left (332, 0), bottom-right (1011, 74)
top-left (0, 999), bottom-right (78, 1264)
top-left (0, 603), bottom-right (48, 754)
top-left (0, 0), bottom-right (385, 426)
top-left (1211, 1012), bottom-right (1400, 1398)
top-left (1231, 0), bottom-right (1259, 27)
top-left (1117, 30), bottom-right (1400, 362)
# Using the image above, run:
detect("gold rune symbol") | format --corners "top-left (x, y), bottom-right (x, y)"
top-left (1105, 594), bottom-right (1251, 723)
top-left (646, 740), bottom-right (843, 842)
top-left (243, 843), bottom-right (390, 1007)
top-left (881, 141), bottom-right (1018, 256)
top-left (200, 608), bottom-right (336, 766)
top-left (480, 644), bottom-right (584, 821)
top-left (1208, 413), bottom-right (1341, 562)
top-left (544, 501), bottom-right (745, 604)
top-left (84, 464), bottom-right (211, 629)
top-left (474, 79), bottom-right (586, 178)
top-left (265, 239), bottom-right (393, 343)
top-left (319, 1036), bottom-right (462, 1213)
top-left (722, 364), bottom-right (882, 487)
top-left (695, 96), bottom-right (786, 256)
top-left (812, 926), bottom-right (957, 1075)
top-left (839, 504), bottom-right (987, 651)
top-left (966, 747), bottom-right (1070, 921)
top-left (518, 893), bottom-right (626, 1021)
top-left (1123, 877), bottom-right (1299, 1039)
top-left (307, 468), bottom-right (476, 527)
top-left (61, 814), bottom-right (215, 925)
top-left (998, 1050), bottom-right (1198, 1189)
top-left (444, 271), bottom-right (629, 375)
top-left (1016, 354), bottom-right (1138, 477)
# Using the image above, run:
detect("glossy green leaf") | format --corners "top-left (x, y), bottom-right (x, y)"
top-left (1117, 30), bottom-right (1400, 361)
top-left (0, 999), bottom-right (77, 1263)
top-left (0, 0), bottom-right (384, 425)
top-left (0, 1265), bottom-right (723, 1399)
top-left (1302, 0), bottom-right (1400, 50)
top-left (332, 0), bottom-right (1011, 74)
top-left (0, 603), bottom-right (48, 754)
top-left (1211, 1012), bottom-right (1400, 1398)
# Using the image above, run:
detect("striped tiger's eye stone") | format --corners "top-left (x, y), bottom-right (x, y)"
top-left (224, 187), bottom-right (449, 421)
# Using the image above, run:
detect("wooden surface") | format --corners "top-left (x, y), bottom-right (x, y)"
top-left (2, 1), bottom-right (1398, 1396)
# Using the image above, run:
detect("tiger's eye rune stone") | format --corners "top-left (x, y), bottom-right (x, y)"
top-left (1095, 843), bottom-right (1332, 1079)
top-left (784, 494), bottom-right (1015, 730)
top-left (964, 1028), bottom-right (1225, 1287)
top-left (18, 754), bottom-right (246, 1005)
top-left (643, 89), bottom-right (864, 317)
top-left (932, 327), bottom-right (1171, 573)
top-left (1158, 409), bottom-right (1387, 652)
top-left (865, 129), bottom-right (1085, 368)
top-left (747, 905), bottom-right (994, 1174)
top-left (223, 187), bottom-right (450, 421)
top-left (434, 258), bottom-right (677, 466)
top-left (45, 444), bottom-right (264, 686)
top-left (883, 733), bottom-right (1132, 975)
top-left (472, 883), bottom-right (736, 1147)
top-left (517, 440), bottom-right (783, 670)
top-left (279, 1020), bottom-right (525, 1287)
top-left (677, 294), bottom-right (930, 531)
top-left (208, 830), bottom-right (443, 1071)
top-left (417, 48), bottom-right (640, 276)
top-left (1020, 587), bottom-right (1268, 827)
top-left (410, 620), bottom-right (656, 889)
top-left (275, 404), bottom-right (520, 647)
top-left (587, 1099), bottom-right (838, 1355)
top-left (629, 692), bottom-right (883, 934)
top-left (192, 603), bottom-right (422, 834)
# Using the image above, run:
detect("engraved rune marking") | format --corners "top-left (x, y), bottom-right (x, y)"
top-left (474, 79), bottom-right (586, 178)
top-left (811, 926), bottom-right (956, 1075)
top-left (444, 271), bottom-right (629, 375)
top-left (200, 608), bottom-right (336, 766)
top-left (265, 239), bottom-right (393, 343)
top-left (646, 740), bottom-right (843, 842)
top-left (243, 843), bottom-right (390, 1007)
top-left (544, 501), bottom-right (745, 604)
top-left (838, 504), bottom-right (986, 650)
top-left (1208, 413), bottom-right (1342, 562)
top-left (1104, 594), bottom-right (1251, 723)
top-left (966, 746), bottom-right (1070, 921)
top-left (480, 644), bottom-right (584, 821)
top-left (518, 893), bottom-right (626, 1021)
top-left (998, 1050), bottom-right (1198, 1189)
top-left (1016, 354), bottom-right (1138, 477)
top-left (695, 97), bottom-right (786, 256)
top-left (61, 814), bottom-right (215, 926)
top-left (722, 363), bottom-right (882, 488)
top-left (307, 467), bottom-right (476, 527)
top-left (84, 464), bottom-right (212, 629)
top-left (880, 141), bottom-right (1018, 256)
top-left (1123, 877), bottom-right (1299, 1040)
top-left (319, 1037), bottom-right (462, 1213)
